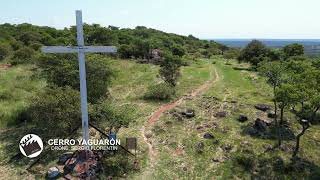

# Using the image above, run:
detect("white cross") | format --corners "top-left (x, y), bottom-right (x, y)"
top-left (41, 10), bottom-right (117, 150)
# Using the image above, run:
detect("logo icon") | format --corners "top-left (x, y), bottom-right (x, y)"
top-left (19, 134), bottom-right (43, 158)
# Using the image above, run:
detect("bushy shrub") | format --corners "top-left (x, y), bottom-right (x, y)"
top-left (29, 42), bottom-right (43, 51)
top-left (37, 54), bottom-right (114, 103)
top-left (11, 47), bottom-right (35, 65)
top-left (29, 86), bottom-right (81, 138)
top-left (223, 48), bottom-right (240, 60)
top-left (238, 40), bottom-right (270, 66)
top-left (171, 44), bottom-right (186, 57)
top-left (159, 53), bottom-right (182, 86)
top-left (89, 101), bottom-right (133, 128)
top-left (144, 82), bottom-right (175, 101)
top-left (234, 153), bottom-right (256, 171)
top-left (0, 43), bottom-right (11, 61)
top-left (283, 43), bottom-right (304, 59)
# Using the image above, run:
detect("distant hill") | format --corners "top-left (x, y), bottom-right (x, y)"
top-left (213, 39), bottom-right (320, 55)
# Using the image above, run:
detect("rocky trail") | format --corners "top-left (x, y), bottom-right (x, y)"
top-left (141, 67), bottom-right (220, 167)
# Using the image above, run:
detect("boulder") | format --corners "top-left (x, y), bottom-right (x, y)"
top-left (172, 112), bottom-right (183, 121)
top-left (222, 144), bottom-right (233, 152)
top-left (215, 111), bottom-right (227, 118)
top-left (181, 109), bottom-right (195, 118)
top-left (254, 118), bottom-right (268, 131)
top-left (267, 111), bottom-right (277, 118)
top-left (263, 144), bottom-right (274, 152)
top-left (58, 152), bottom-right (74, 165)
top-left (254, 104), bottom-right (271, 111)
top-left (47, 166), bottom-right (60, 179)
top-left (145, 133), bottom-right (152, 138)
top-left (203, 133), bottom-right (214, 139)
top-left (196, 126), bottom-right (204, 131)
top-left (195, 142), bottom-right (204, 153)
top-left (238, 115), bottom-right (248, 122)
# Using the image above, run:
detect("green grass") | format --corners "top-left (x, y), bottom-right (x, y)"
top-left (142, 57), bottom-right (320, 179)
top-left (0, 64), bottom-right (45, 127)
top-left (1, 58), bottom-right (319, 179)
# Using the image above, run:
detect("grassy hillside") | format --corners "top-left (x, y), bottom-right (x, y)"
top-left (130, 58), bottom-right (320, 179)
top-left (0, 65), bottom-right (45, 127)
top-left (0, 58), bottom-right (216, 179)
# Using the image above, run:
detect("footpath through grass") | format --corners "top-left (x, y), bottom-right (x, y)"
top-left (141, 58), bottom-right (320, 179)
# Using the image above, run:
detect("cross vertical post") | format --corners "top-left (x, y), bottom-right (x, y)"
top-left (76, 10), bottom-right (89, 150)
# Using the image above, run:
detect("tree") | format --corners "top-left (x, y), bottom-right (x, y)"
top-left (144, 82), bottom-right (175, 101)
top-left (258, 61), bottom-right (285, 146)
top-left (283, 43), bottom-right (304, 59)
top-left (87, 27), bottom-right (118, 45)
top-left (294, 69), bottom-right (320, 157)
top-left (268, 49), bottom-right (284, 61)
top-left (282, 60), bottom-right (320, 157)
top-left (118, 44), bottom-right (134, 59)
top-left (223, 48), bottom-right (240, 60)
top-left (17, 31), bottom-right (41, 46)
top-left (12, 47), bottom-right (35, 64)
top-left (0, 43), bottom-right (11, 61)
top-left (29, 86), bottom-right (81, 138)
top-left (171, 44), bottom-right (185, 57)
top-left (275, 84), bottom-right (299, 125)
top-left (159, 53), bottom-right (182, 87)
top-left (37, 54), bottom-right (114, 103)
top-left (89, 101), bottom-right (132, 129)
top-left (238, 40), bottom-right (270, 66)
top-left (132, 39), bottom-right (150, 59)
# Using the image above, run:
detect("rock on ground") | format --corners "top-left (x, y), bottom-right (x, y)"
top-left (254, 104), bottom-right (271, 111)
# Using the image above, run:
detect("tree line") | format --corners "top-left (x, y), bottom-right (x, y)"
top-left (0, 23), bottom-right (228, 64)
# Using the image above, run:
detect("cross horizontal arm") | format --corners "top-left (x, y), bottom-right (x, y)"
top-left (41, 46), bottom-right (117, 54)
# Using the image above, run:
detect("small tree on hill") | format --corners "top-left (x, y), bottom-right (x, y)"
top-left (283, 43), bottom-right (304, 59)
top-left (29, 86), bottom-right (81, 138)
top-left (159, 53), bottom-right (182, 87)
top-left (258, 61), bottom-right (285, 146)
top-left (12, 47), bottom-right (35, 64)
top-left (238, 40), bottom-right (270, 66)
top-left (37, 54), bottom-right (114, 103)
top-left (275, 84), bottom-right (299, 125)
top-left (0, 43), bottom-right (11, 61)
top-left (291, 68), bottom-right (320, 157)
top-left (171, 44), bottom-right (186, 57)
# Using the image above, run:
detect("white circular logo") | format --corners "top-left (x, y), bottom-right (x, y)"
top-left (19, 134), bottom-right (43, 158)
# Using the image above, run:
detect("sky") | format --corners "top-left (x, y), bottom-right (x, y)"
top-left (0, 0), bottom-right (319, 39)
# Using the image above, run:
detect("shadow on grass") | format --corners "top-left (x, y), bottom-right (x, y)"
top-left (232, 150), bottom-right (320, 179)
top-left (232, 66), bottom-right (256, 72)
top-left (0, 125), bottom-right (78, 174)
top-left (240, 122), bottom-right (295, 141)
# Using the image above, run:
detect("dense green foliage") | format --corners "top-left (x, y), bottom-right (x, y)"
top-left (37, 54), bottom-right (114, 103)
top-left (144, 82), bottom-right (175, 101)
top-left (0, 23), bottom-right (227, 62)
top-left (159, 53), bottom-right (182, 86)
top-left (223, 48), bottom-right (241, 60)
top-left (29, 86), bottom-right (81, 138)
top-left (238, 40), bottom-right (270, 66)
top-left (259, 58), bottom-right (320, 156)
top-left (238, 40), bottom-right (309, 68)
top-left (283, 43), bottom-right (304, 59)
top-left (0, 43), bottom-right (11, 61)
top-left (89, 101), bottom-right (132, 128)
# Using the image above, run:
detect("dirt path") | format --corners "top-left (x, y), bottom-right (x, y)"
top-left (141, 67), bottom-right (220, 166)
